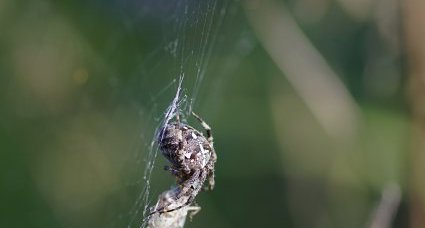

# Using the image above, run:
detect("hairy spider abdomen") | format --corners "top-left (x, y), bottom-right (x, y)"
top-left (158, 122), bottom-right (212, 172)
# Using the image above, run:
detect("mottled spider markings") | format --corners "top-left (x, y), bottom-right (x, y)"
top-left (150, 112), bottom-right (216, 215)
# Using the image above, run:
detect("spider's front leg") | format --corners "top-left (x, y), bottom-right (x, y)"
top-left (191, 112), bottom-right (213, 144)
top-left (192, 112), bottom-right (216, 191)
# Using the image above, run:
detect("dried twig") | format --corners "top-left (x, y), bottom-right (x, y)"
top-left (146, 187), bottom-right (200, 228)
top-left (405, 0), bottom-right (425, 227)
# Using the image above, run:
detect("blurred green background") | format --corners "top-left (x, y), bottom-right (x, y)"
top-left (0, 0), bottom-right (415, 227)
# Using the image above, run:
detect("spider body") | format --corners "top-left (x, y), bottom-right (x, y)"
top-left (153, 112), bottom-right (216, 214)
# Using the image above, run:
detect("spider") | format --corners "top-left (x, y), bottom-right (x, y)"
top-left (150, 112), bottom-right (216, 215)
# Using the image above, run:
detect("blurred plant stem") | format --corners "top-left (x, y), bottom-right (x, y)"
top-left (368, 184), bottom-right (401, 228)
top-left (244, 0), bottom-right (360, 140)
top-left (405, 0), bottom-right (425, 227)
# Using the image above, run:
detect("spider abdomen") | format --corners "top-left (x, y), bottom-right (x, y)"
top-left (158, 123), bottom-right (212, 171)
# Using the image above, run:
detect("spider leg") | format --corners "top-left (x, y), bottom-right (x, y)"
top-left (192, 112), bottom-right (216, 190)
top-left (154, 195), bottom-right (195, 215)
top-left (148, 191), bottom-right (196, 216)
top-left (164, 165), bottom-right (179, 176)
top-left (191, 112), bottom-right (213, 144)
top-left (205, 150), bottom-right (216, 190)
top-left (148, 198), bottom-right (190, 216)
top-left (204, 172), bottom-right (215, 191)
top-left (187, 205), bottom-right (201, 221)
top-left (150, 199), bottom-right (192, 216)
top-left (176, 109), bottom-right (181, 125)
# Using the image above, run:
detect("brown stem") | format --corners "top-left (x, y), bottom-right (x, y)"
top-left (404, 0), bottom-right (425, 227)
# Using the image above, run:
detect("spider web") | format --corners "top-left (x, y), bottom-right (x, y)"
top-left (110, 1), bottom-right (237, 227)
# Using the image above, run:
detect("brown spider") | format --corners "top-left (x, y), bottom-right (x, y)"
top-left (150, 112), bottom-right (216, 215)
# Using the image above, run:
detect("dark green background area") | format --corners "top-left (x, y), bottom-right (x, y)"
top-left (0, 0), bottom-right (407, 227)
